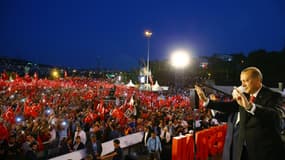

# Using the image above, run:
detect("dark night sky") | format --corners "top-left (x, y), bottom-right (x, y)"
top-left (1, 0), bottom-right (285, 70)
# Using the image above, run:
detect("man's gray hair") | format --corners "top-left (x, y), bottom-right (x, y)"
top-left (241, 67), bottom-right (263, 81)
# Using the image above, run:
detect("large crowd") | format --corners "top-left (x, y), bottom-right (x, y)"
top-left (0, 71), bottom-right (232, 160)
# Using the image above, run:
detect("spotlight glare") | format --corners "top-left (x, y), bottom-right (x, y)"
top-left (170, 50), bottom-right (190, 69)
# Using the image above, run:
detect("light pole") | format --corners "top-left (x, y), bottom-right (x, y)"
top-left (144, 30), bottom-right (152, 90)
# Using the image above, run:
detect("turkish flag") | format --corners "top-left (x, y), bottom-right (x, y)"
top-left (2, 107), bottom-right (15, 124)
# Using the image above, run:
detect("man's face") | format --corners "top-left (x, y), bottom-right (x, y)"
top-left (76, 137), bottom-right (81, 143)
top-left (113, 142), bottom-right (119, 148)
top-left (151, 133), bottom-right (156, 138)
top-left (32, 144), bottom-right (38, 151)
top-left (240, 71), bottom-right (261, 94)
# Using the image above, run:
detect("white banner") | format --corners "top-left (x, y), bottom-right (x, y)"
top-left (50, 132), bottom-right (143, 160)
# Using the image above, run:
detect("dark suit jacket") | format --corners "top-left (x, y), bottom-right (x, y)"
top-left (74, 142), bottom-right (85, 150)
top-left (86, 140), bottom-right (103, 160)
top-left (25, 150), bottom-right (37, 160)
top-left (207, 86), bottom-right (285, 160)
top-left (142, 131), bottom-right (151, 146)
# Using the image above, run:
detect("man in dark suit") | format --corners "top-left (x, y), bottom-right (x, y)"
top-left (195, 67), bottom-right (285, 160)
top-left (73, 136), bottom-right (85, 151)
top-left (25, 142), bottom-right (38, 160)
top-left (86, 135), bottom-right (102, 160)
top-left (141, 126), bottom-right (152, 154)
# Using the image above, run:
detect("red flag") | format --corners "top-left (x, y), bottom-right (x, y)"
top-left (84, 116), bottom-right (92, 124)
top-left (96, 100), bottom-right (105, 120)
top-left (2, 108), bottom-right (15, 124)
top-left (24, 103), bottom-right (41, 118)
top-left (112, 108), bottom-right (124, 120)
top-left (15, 73), bottom-right (22, 82)
top-left (84, 112), bottom-right (98, 124)
top-left (30, 105), bottom-right (40, 118)
top-left (24, 104), bottom-right (31, 117)
top-left (1, 71), bottom-right (8, 81)
top-left (84, 91), bottom-right (93, 100)
top-left (24, 73), bottom-right (32, 83)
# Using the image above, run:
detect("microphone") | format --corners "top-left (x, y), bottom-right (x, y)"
top-left (233, 86), bottom-right (245, 100)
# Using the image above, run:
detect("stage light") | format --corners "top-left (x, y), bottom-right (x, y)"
top-left (51, 69), bottom-right (59, 79)
top-left (170, 50), bottom-right (190, 69)
top-left (170, 49), bottom-right (192, 89)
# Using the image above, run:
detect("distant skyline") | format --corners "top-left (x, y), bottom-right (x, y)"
top-left (1, 0), bottom-right (285, 70)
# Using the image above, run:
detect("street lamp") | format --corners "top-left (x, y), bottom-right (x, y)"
top-left (144, 30), bottom-right (152, 90)
top-left (170, 49), bottom-right (190, 89)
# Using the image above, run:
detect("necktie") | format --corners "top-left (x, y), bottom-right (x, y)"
top-left (249, 96), bottom-right (256, 103)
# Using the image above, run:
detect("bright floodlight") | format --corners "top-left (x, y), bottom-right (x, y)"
top-left (170, 50), bottom-right (190, 69)
top-left (51, 69), bottom-right (59, 79)
top-left (144, 30), bottom-right (152, 38)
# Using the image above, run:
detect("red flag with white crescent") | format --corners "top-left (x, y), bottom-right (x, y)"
top-left (2, 107), bottom-right (15, 124)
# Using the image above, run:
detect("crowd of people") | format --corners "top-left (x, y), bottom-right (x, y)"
top-left (0, 70), bottom-right (235, 160)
